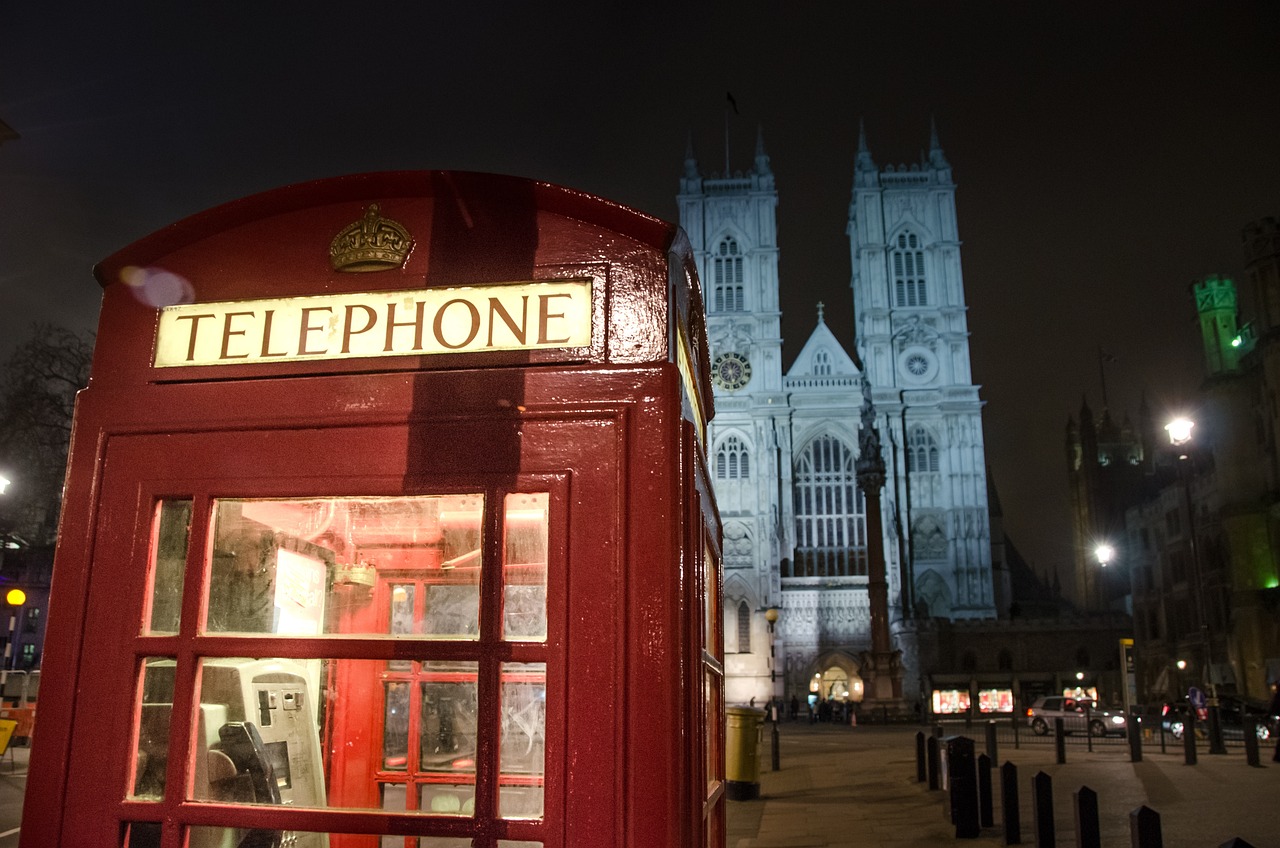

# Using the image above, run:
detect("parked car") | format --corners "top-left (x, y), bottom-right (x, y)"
top-left (1026, 696), bottom-right (1128, 737)
top-left (1161, 696), bottom-right (1276, 741)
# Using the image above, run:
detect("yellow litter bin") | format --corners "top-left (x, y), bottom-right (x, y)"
top-left (725, 706), bottom-right (766, 800)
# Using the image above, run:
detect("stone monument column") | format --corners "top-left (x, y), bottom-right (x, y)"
top-left (856, 377), bottom-right (906, 711)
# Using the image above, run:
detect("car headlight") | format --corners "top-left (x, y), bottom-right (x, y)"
top-left (1111, 715), bottom-right (1125, 725)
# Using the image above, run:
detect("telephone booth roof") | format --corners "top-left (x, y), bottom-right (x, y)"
top-left (88, 170), bottom-right (713, 429)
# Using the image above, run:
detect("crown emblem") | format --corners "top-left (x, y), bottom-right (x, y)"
top-left (329, 203), bottom-right (413, 272)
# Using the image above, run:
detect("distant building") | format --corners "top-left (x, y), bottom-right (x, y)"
top-left (1124, 221), bottom-right (1280, 702)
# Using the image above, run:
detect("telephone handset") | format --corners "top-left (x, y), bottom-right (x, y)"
top-left (207, 722), bottom-right (283, 848)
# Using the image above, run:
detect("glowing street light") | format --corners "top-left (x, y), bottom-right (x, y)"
top-left (1094, 543), bottom-right (1115, 568)
top-left (0, 475), bottom-right (9, 496)
top-left (1165, 417), bottom-right (1195, 457)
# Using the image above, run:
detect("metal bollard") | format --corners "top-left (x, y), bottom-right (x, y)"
top-left (945, 736), bottom-right (980, 839)
top-left (1129, 805), bottom-right (1162, 848)
top-left (1217, 839), bottom-right (1258, 848)
top-left (1054, 717), bottom-right (1066, 765)
top-left (1183, 711), bottom-right (1197, 766)
top-left (771, 720), bottom-right (780, 771)
top-left (986, 719), bottom-right (999, 763)
top-left (1127, 716), bottom-right (1143, 763)
top-left (978, 753), bottom-right (994, 829)
top-left (916, 731), bottom-right (928, 782)
top-left (1073, 786), bottom-right (1100, 848)
top-left (1244, 719), bottom-right (1260, 768)
top-left (1084, 703), bottom-right (1093, 753)
top-left (1001, 761), bottom-right (1021, 845)
top-left (927, 734), bottom-right (941, 790)
top-left (1032, 771), bottom-right (1055, 848)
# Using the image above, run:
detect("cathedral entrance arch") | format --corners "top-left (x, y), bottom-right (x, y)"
top-left (806, 651), bottom-right (863, 703)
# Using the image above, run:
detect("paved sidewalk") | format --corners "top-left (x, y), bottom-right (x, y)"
top-left (727, 722), bottom-right (1280, 848)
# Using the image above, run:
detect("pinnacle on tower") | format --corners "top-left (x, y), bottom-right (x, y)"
top-left (684, 131), bottom-right (700, 180)
top-left (928, 115), bottom-right (950, 169)
top-left (754, 124), bottom-right (771, 176)
top-left (855, 118), bottom-right (876, 174)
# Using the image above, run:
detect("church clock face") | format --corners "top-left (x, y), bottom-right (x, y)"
top-left (712, 352), bottom-right (752, 391)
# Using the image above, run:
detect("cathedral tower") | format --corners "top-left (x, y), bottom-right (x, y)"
top-left (847, 120), bottom-right (997, 620)
top-left (678, 128), bottom-right (792, 705)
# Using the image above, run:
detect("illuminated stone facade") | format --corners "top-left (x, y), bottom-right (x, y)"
top-left (678, 124), bottom-right (997, 707)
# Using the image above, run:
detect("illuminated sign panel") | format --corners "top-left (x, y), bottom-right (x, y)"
top-left (154, 280), bottom-right (592, 367)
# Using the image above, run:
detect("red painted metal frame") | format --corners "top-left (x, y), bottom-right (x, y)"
top-left (23, 172), bottom-right (720, 848)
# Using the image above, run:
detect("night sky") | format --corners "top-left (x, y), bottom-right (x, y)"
top-left (4, 3), bottom-right (1280, 588)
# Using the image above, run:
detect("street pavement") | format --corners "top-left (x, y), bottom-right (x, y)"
top-left (0, 743), bottom-right (25, 847)
top-left (1, 723), bottom-right (1275, 846)
top-left (728, 721), bottom-right (1280, 848)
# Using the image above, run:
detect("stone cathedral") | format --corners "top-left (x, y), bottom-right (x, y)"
top-left (678, 122), bottom-right (997, 709)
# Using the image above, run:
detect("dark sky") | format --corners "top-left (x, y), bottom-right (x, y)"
top-left (4, 2), bottom-right (1280, 587)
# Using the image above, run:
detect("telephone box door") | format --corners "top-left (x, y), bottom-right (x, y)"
top-left (60, 404), bottom-right (631, 848)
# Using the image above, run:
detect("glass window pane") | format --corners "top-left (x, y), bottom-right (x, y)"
top-left (419, 660), bottom-right (479, 815)
top-left (499, 662), bottom-right (546, 820)
top-left (185, 658), bottom-right (488, 816)
top-left (124, 822), bottom-right (161, 847)
top-left (503, 493), bottom-right (548, 642)
top-left (146, 499), bottom-right (192, 634)
top-left (205, 495), bottom-right (483, 638)
top-left (132, 657), bottom-right (177, 800)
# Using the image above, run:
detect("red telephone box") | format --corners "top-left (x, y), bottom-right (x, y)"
top-left (23, 172), bottom-right (724, 848)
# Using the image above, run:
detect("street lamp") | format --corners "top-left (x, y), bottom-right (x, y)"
top-left (1094, 543), bottom-right (1114, 568)
top-left (1, 588), bottom-right (23, 691)
top-left (763, 606), bottom-right (781, 770)
top-left (1165, 416), bottom-right (1227, 754)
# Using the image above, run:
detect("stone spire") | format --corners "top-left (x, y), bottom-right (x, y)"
top-left (684, 131), bottom-right (700, 180)
top-left (855, 118), bottom-right (876, 175)
top-left (928, 115), bottom-right (951, 174)
top-left (754, 124), bottom-right (771, 176)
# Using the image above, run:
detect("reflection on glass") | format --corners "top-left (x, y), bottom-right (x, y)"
top-left (204, 495), bottom-right (483, 637)
top-left (703, 547), bottom-right (718, 652)
top-left (384, 683), bottom-right (410, 770)
top-left (146, 499), bottom-right (192, 634)
top-left (132, 657), bottom-right (177, 800)
top-left (499, 662), bottom-right (546, 820)
top-left (503, 493), bottom-right (548, 642)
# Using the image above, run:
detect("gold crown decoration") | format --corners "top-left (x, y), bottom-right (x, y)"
top-left (329, 203), bottom-right (414, 272)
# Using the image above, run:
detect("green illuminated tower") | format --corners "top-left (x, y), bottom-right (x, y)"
top-left (1192, 275), bottom-right (1243, 376)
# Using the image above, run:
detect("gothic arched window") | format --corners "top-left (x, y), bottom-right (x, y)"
top-left (906, 425), bottom-right (940, 473)
top-left (813, 349), bottom-right (832, 376)
top-left (713, 237), bottom-right (745, 312)
top-left (792, 435), bottom-right (867, 577)
top-left (716, 436), bottom-right (750, 480)
top-left (892, 231), bottom-right (928, 308)
top-left (737, 601), bottom-right (751, 653)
